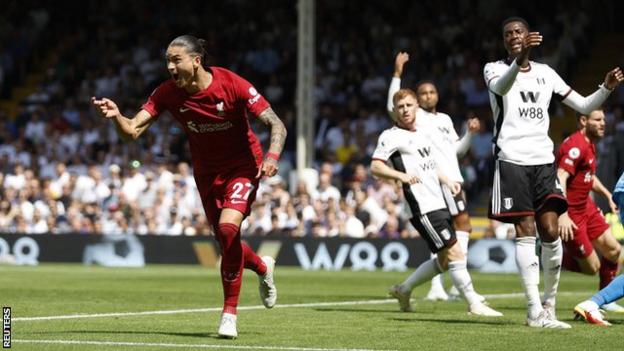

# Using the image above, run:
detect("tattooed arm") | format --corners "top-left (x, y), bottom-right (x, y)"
top-left (256, 107), bottom-right (287, 178)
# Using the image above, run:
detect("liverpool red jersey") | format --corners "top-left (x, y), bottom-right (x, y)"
top-left (142, 67), bottom-right (270, 174)
top-left (556, 130), bottom-right (596, 212)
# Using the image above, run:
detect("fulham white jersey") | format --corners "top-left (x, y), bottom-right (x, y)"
top-left (372, 125), bottom-right (446, 215)
top-left (416, 110), bottom-right (463, 182)
top-left (484, 60), bottom-right (571, 165)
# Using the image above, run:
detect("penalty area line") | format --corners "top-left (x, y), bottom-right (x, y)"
top-left (13, 339), bottom-right (396, 351)
top-left (13, 291), bottom-right (592, 322)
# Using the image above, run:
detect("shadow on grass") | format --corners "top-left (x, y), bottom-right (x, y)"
top-left (390, 317), bottom-right (516, 326)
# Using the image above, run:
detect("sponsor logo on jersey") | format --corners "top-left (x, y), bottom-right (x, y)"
top-left (186, 121), bottom-right (233, 133)
top-left (519, 91), bottom-right (540, 103)
top-left (564, 158), bottom-right (574, 166)
top-left (417, 146), bottom-right (431, 158)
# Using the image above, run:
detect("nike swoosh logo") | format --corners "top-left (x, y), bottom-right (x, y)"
top-left (179, 107), bottom-right (191, 113)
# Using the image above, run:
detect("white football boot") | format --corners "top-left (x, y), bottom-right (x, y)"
top-left (259, 256), bottom-right (277, 308)
top-left (218, 313), bottom-right (238, 339)
top-left (389, 284), bottom-right (413, 312)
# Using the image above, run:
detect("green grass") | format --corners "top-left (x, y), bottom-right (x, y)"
top-left (1, 263), bottom-right (622, 350)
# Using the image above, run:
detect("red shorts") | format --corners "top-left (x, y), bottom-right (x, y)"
top-left (564, 203), bottom-right (610, 259)
top-left (194, 164), bottom-right (260, 227)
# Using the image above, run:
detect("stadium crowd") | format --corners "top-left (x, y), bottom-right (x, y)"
top-left (1, 0), bottom-right (624, 237)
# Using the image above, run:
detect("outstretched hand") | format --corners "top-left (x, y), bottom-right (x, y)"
top-left (604, 67), bottom-right (623, 90)
top-left (91, 97), bottom-right (120, 119)
top-left (394, 52), bottom-right (410, 78)
top-left (518, 32), bottom-right (542, 64)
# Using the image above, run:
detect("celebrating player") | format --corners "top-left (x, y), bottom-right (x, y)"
top-left (91, 35), bottom-right (285, 339)
top-left (484, 16), bottom-right (623, 328)
top-left (557, 110), bottom-right (623, 312)
top-left (373, 89), bottom-right (502, 317)
top-left (574, 171), bottom-right (624, 326)
top-left (387, 52), bottom-right (484, 302)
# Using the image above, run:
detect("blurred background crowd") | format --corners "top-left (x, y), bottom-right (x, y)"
top-left (1, 0), bottom-right (624, 238)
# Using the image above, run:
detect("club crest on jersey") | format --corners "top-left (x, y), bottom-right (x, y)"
top-left (503, 197), bottom-right (513, 210)
top-left (568, 147), bottom-right (580, 159)
top-left (216, 101), bottom-right (225, 116)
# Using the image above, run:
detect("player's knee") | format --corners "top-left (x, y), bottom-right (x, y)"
top-left (515, 218), bottom-right (536, 236)
top-left (580, 258), bottom-right (600, 275)
top-left (216, 223), bottom-right (241, 252)
top-left (453, 213), bottom-right (472, 232)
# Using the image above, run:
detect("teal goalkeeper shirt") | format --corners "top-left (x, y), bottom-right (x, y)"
top-left (613, 172), bottom-right (624, 223)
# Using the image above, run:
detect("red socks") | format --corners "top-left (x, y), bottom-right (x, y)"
top-left (215, 223), bottom-right (268, 315)
top-left (599, 257), bottom-right (619, 289)
top-left (216, 223), bottom-right (244, 315)
top-left (243, 242), bottom-right (267, 276)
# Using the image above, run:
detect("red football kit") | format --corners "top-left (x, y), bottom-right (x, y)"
top-left (557, 130), bottom-right (609, 258)
top-left (142, 67), bottom-right (269, 223)
top-left (557, 130), bottom-right (616, 289)
top-left (142, 67), bottom-right (269, 314)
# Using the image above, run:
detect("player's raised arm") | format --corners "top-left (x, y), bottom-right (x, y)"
top-left (455, 116), bottom-right (480, 157)
top-left (256, 107), bottom-right (287, 179)
top-left (485, 26), bottom-right (542, 96)
top-left (91, 97), bottom-right (156, 141)
top-left (387, 52), bottom-right (409, 118)
top-left (561, 67), bottom-right (624, 115)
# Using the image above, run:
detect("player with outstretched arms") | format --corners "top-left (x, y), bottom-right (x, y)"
top-left (373, 88), bottom-right (502, 317)
top-left (92, 35), bottom-right (286, 339)
top-left (387, 52), bottom-right (484, 302)
top-left (556, 110), bottom-right (623, 313)
top-left (484, 16), bottom-right (623, 328)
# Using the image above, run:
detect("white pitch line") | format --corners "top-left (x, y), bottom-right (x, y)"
top-left (13, 339), bottom-right (394, 351)
top-left (13, 291), bottom-right (592, 322)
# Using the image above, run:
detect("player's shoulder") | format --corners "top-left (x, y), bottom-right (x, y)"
top-left (530, 61), bottom-right (558, 75)
top-left (211, 66), bottom-right (243, 82)
top-left (561, 131), bottom-right (589, 153)
top-left (484, 59), bottom-right (508, 69)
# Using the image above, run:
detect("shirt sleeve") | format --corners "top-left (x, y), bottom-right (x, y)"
top-left (141, 83), bottom-right (169, 118)
top-left (557, 139), bottom-right (584, 176)
top-left (484, 60), bottom-right (520, 96)
top-left (230, 71), bottom-right (271, 117)
top-left (371, 131), bottom-right (397, 162)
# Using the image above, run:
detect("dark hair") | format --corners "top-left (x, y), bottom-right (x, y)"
top-left (168, 35), bottom-right (211, 69)
top-left (501, 16), bottom-right (530, 33)
top-left (415, 80), bottom-right (438, 93)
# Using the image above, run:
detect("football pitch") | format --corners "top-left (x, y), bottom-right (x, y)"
top-left (2, 264), bottom-right (622, 350)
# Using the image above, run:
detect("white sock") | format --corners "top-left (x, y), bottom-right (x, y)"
top-left (448, 260), bottom-right (479, 306)
top-left (402, 257), bottom-right (442, 292)
top-left (455, 231), bottom-right (470, 257)
top-left (429, 253), bottom-right (445, 291)
top-left (516, 236), bottom-right (542, 319)
top-left (541, 238), bottom-right (562, 308)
